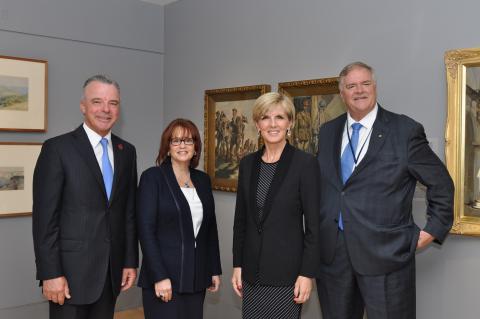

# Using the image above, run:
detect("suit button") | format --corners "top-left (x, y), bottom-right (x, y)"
top-left (258, 228), bottom-right (262, 234)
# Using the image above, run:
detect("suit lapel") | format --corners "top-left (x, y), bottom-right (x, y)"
top-left (162, 160), bottom-right (195, 241)
top-left (71, 125), bottom-right (107, 198)
top-left (248, 150), bottom-right (263, 227)
top-left (258, 143), bottom-right (295, 226)
top-left (110, 135), bottom-right (124, 204)
top-left (334, 114), bottom-right (347, 187)
top-left (348, 106), bottom-right (390, 181)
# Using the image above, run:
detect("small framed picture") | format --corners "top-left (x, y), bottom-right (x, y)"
top-left (0, 55), bottom-right (48, 132)
top-left (0, 142), bottom-right (42, 217)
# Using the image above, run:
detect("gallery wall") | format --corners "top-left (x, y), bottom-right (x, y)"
top-left (164, 0), bottom-right (480, 318)
top-left (0, 0), bottom-right (164, 318)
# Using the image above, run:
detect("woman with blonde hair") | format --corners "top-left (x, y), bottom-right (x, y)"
top-left (232, 93), bottom-right (320, 318)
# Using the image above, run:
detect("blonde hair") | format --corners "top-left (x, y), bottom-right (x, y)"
top-left (252, 92), bottom-right (295, 125)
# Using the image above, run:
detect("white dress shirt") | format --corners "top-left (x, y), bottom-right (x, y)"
top-left (83, 123), bottom-right (115, 172)
top-left (180, 187), bottom-right (203, 241)
top-left (340, 104), bottom-right (378, 173)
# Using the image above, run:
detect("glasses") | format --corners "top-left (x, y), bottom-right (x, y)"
top-left (170, 138), bottom-right (195, 146)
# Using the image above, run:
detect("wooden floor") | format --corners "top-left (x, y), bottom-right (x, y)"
top-left (114, 307), bottom-right (144, 319)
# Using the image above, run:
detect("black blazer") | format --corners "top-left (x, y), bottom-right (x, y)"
top-left (137, 159), bottom-right (222, 293)
top-left (233, 143), bottom-right (320, 286)
top-left (317, 106), bottom-right (454, 275)
top-left (32, 125), bottom-right (138, 305)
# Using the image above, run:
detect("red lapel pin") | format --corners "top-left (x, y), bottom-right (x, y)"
top-left (118, 143), bottom-right (124, 150)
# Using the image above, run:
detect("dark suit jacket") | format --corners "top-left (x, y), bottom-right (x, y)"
top-left (317, 106), bottom-right (454, 275)
top-left (233, 143), bottom-right (320, 286)
top-left (32, 125), bottom-right (138, 305)
top-left (137, 159), bottom-right (222, 293)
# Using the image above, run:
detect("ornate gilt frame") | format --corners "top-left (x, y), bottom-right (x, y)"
top-left (278, 77), bottom-right (346, 155)
top-left (445, 48), bottom-right (480, 236)
top-left (204, 84), bottom-right (270, 192)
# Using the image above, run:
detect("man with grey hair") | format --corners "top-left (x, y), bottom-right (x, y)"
top-left (33, 75), bottom-right (138, 319)
top-left (315, 62), bottom-right (454, 318)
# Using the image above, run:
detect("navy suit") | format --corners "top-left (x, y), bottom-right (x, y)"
top-left (316, 106), bottom-right (454, 318)
top-left (32, 125), bottom-right (138, 311)
top-left (137, 159), bottom-right (221, 318)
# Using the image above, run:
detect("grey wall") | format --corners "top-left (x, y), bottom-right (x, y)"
top-left (0, 0), bottom-right (164, 318)
top-left (164, 0), bottom-right (480, 318)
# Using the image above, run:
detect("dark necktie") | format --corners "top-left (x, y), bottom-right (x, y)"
top-left (100, 138), bottom-right (113, 199)
top-left (338, 123), bottom-right (362, 230)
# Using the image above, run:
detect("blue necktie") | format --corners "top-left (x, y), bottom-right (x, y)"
top-left (338, 123), bottom-right (362, 230)
top-left (100, 138), bottom-right (113, 199)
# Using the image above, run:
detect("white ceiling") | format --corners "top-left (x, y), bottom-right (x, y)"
top-left (140, 0), bottom-right (179, 5)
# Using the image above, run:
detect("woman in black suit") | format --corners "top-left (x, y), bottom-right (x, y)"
top-left (137, 118), bottom-right (222, 319)
top-left (232, 93), bottom-right (320, 318)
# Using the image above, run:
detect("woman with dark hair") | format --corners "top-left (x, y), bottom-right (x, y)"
top-left (137, 118), bottom-right (222, 319)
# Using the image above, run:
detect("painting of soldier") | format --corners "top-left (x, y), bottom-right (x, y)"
top-left (214, 99), bottom-right (258, 180)
top-left (291, 94), bottom-right (345, 154)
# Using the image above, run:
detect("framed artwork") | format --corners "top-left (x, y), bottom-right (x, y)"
top-left (444, 47), bottom-right (480, 236)
top-left (278, 77), bottom-right (346, 155)
top-left (204, 84), bottom-right (271, 192)
top-left (0, 55), bottom-right (48, 132)
top-left (0, 142), bottom-right (42, 217)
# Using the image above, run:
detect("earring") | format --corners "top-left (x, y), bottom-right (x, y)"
top-left (193, 151), bottom-right (197, 157)
top-left (167, 151), bottom-right (170, 156)
top-left (287, 128), bottom-right (291, 136)
top-left (257, 130), bottom-right (261, 136)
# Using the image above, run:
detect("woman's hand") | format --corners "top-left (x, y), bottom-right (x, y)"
top-left (231, 267), bottom-right (243, 298)
top-left (154, 278), bottom-right (173, 302)
top-left (293, 276), bottom-right (312, 304)
top-left (208, 275), bottom-right (221, 292)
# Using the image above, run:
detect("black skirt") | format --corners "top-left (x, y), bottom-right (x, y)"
top-left (242, 280), bottom-right (301, 319)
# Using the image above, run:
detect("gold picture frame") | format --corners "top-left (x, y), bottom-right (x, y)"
top-left (0, 55), bottom-right (48, 132)
top-left (444, 47), bottom-right (480, 236)
top-left (0, 142), bottom-right (42, 217)
top-left (278, 77), bottom-right (346, 155)
top-left (204, 84), bottom-right (270, 192)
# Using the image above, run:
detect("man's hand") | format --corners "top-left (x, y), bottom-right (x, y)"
top-left (231, 267), bottom-right (243, 298)
top-left (120, 268), bottom-right (137, 292)
top-left (155, 279), bottom-right (173, 302)
top-left (293, 276), bottom-right (312, 304)
top-left (416, 230), bottom-right (435, 250)
top-left (208, 275), bottom-right (221, 292)
top-left (43, 276), bottom-right (71, 305)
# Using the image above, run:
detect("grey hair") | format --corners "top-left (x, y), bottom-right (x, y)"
top-left (81, 74), bottom-right (120, 100)
top-left (338, 61), bottom-right (376, 91)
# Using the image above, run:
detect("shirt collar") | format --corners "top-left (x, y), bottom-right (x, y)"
top-left (82, 123), bottom-right (112, 148)
top-left (346, 103), bottom-right (378, 130)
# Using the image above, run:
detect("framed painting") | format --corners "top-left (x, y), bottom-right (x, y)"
top-left (0, 55), bottom-right (48, 132)
top-left (0, 142), bottom-right (42, 217)
top-left (204, 84), bottom-right (271, 192)
top-left (443, 47), bottom-right (480, 236)
top-left (278, 77), bottom-right (346, 155)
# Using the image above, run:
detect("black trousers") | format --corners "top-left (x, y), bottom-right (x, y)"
top-left (142, 288), bottom-right (206, 319)
top-left (49, 271), bottom-right (115, 319)
top-left (316, 231), bottom-right (416, 319)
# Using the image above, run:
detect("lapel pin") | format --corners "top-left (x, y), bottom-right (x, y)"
top-left (378, 134), bottom-right (383, 138)
top-left (118, 143), bottom-right (124, 150)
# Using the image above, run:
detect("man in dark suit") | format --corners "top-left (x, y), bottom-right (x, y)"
top-left (32, 75), bottom-right (138, 319)
top-left (316, 62), bottom-right (454, 319)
